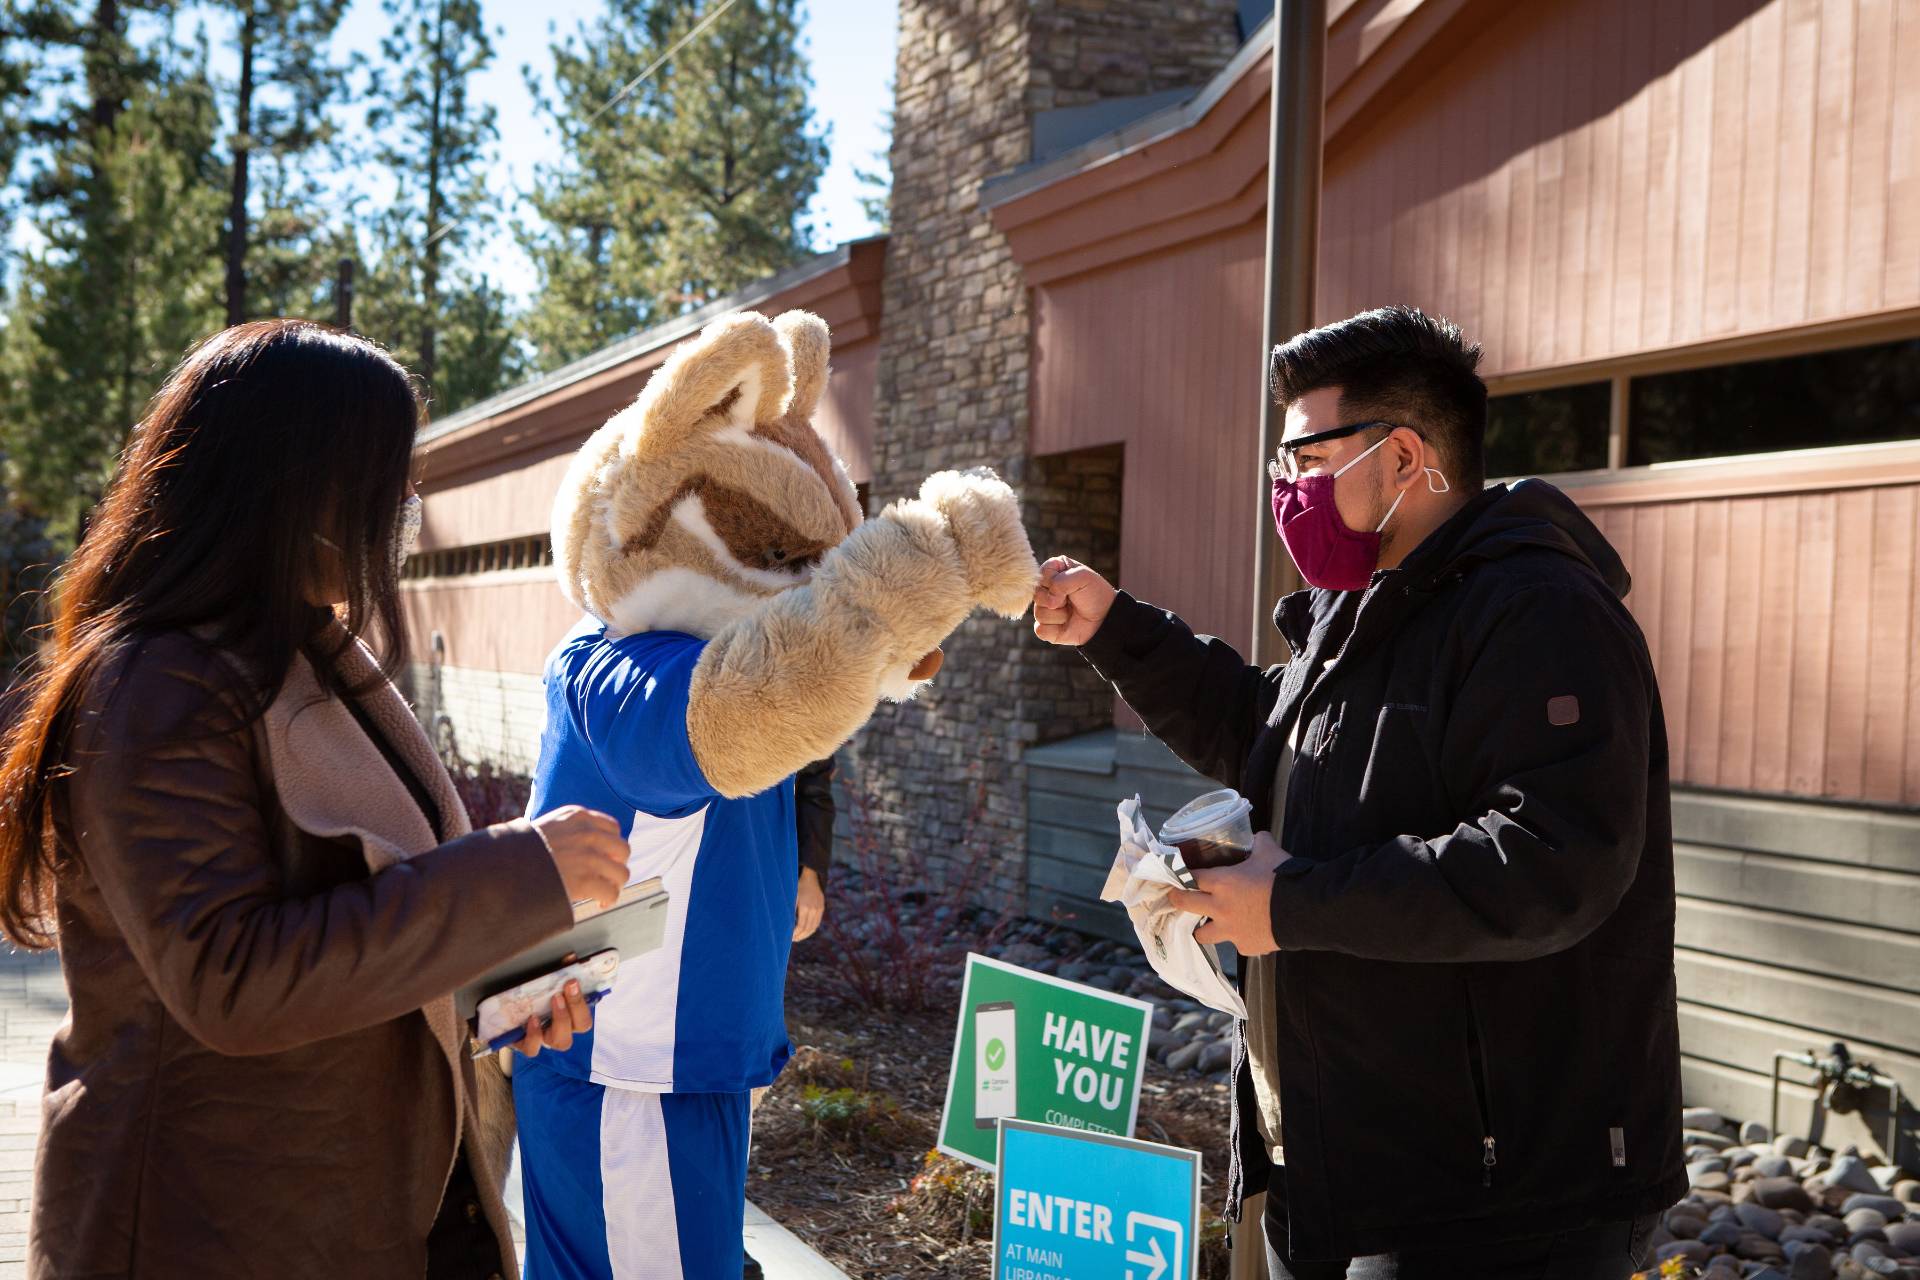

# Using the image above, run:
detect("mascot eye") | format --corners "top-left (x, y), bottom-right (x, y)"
top-left (761, 546), bottom-right (821, 573)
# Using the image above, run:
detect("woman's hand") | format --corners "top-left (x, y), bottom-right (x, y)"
top-left (533, 805), bottom-right (629, 907)
top-left (512, 978), bottom-right (594, 1058)
top-left (794, 867), bottom-right (826, 940)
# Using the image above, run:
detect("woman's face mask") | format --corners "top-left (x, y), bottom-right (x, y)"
top-left (1269, 428), bottom-right (1448, 592)
top-left (392, 493), bottom-right (423, 575)
top-left (314, 493), bottom-right (425, 583)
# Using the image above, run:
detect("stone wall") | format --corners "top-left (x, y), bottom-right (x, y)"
top-left (855, 0), bottom-right (1238, 903)
top-left (1028, 0), bottom-right (1245, 113)
top-left (1017, 444), bottom-right (1124, 743)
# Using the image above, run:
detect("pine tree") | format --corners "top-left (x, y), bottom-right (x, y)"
top-left (360, 0), bottom-right (506, 409)
top-left (0, 6), bottom-right (225, 537)
top-left (854, 99), bottom-right (891, 233)
top-left (520, 0), bottom-right (828, 370)
top-left (208, 0), bottom-right (352, 325)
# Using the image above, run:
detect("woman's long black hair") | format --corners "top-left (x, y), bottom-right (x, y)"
top-left (0, 318), bottom-right (423, 946)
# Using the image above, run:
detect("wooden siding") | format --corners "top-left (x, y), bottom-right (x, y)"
top-left (401, 573), bottom-right (578, 677)
top-left (1027, 732), bottom-right (1920, 1162)
top-left (1030, 227), bottom-right (1267, 652)
top-left (1322, 0), bottom-right (1920, 375)
top-left (1587, 480), bottom-right (1920, 807)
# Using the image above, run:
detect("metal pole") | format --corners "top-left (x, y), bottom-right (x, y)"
top-left (334, 257), bottom-right (356, 331)
top-left (1251, 0), bottom-right (1327, 668)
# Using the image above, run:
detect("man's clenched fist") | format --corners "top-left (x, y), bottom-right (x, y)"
top-left (1032, 556), bottom-right (1118, 647)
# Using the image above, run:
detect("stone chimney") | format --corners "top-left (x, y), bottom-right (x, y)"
top-left (852, 1), bottom-right (1243, 906)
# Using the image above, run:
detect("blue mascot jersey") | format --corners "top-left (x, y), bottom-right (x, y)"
top-left (525, 616), bottom-right (797, 1094)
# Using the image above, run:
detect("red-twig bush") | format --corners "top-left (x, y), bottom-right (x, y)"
top-left (803, 746), bottom-right (1018, 1014)
top-left (443, 751), bottom-right (533, 829)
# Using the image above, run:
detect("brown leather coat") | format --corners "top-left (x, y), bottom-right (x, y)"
top-left (31, 629), bottom-right (573, 1278)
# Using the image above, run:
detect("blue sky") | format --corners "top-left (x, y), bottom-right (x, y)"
top-left (7, 0), bottom-right (899, 305)
top-left (403, 0), bottom-right (901, 298)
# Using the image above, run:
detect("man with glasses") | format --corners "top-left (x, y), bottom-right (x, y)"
top-left (1033, 307), bottom-right (1683, 1277)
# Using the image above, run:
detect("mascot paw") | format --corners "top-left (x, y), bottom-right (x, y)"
top-left (876, 648), bottom-right (944, 703)
top-left (919, 468), bottom-right (1040, 618)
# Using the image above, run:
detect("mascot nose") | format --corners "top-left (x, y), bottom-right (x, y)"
top-left (909, 649), bottom-right (944, 682)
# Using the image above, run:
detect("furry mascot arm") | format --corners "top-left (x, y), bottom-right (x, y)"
top-left (687, 467), bottom-right (1038, 799)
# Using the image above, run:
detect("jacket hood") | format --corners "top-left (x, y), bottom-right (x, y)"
top-left (1431, 478), bottom-right (1631, 599)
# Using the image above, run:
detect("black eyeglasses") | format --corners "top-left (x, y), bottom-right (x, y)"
top-left (1268, 420), bottom-right (1405, 483)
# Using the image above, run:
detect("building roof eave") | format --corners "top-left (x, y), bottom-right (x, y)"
top-left (980, 13), bottom-right (1275, 214)
top-left (416, 236), bottom-right (885, 450)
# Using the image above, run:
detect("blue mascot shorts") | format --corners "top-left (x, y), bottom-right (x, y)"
top-left (514, 1051), bottom-right (751, 1280)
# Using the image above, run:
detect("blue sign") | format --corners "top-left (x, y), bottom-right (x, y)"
top-left (993, 1119), bottom-right (1200, 1280)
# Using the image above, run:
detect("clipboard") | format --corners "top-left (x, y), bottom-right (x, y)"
top-left (453, 877), bottom-right (671, 1024)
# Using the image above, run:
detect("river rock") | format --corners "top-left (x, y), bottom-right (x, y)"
top-left (1695, 1171), bottom-right (1732, 1192)
top-left (1871, 1166), bottom-right (1907, 1192)
top-left (1757, 1156), bottom-right (1799, 1179)
top-left (1738, 1231), bottom-right (1788, 1261)
top-left (1885, 1221), bottom-right (1920, 1253)
top-left (1165, 1042), bottom-right (1203, 1072)
top-left (1844, 1195), bottom-right (1907, 1221)
top-left (1171, 1010), bottom-right (1210, 1035)
top-left (1699, 1220), bottom-right (1744, 1247)
top-left (1693, 1157), bottom-right (1732, 1179)
top-left (1197, 1041), bottom-right (1230, 1074)
top-left (1847, 1207), bottom-right (1891, 1235)
top-left (1832, 1156), bottom-right (1885, 1195)
top-left (1783, 1224), bottom-right (1837, 1246)
top-left (1787, 1242), bottom-right (1834, 1280)
top-left (1667, 1209), bottom-right (1707, 1239)
top-left (1742, 1120), bottom-right (1773, 1145)
top-left (1686, 1106), bottom-right (1730, 1131)
top-left (1756, 1178), bottom-right (1818, 1213)
top-left (1895, 1180), bottom-right (1920, 1205)
top-left (1735, 1203), bottom-right (1786, 1238)
top-left (1776, 1136), bottom-right (1813, 1158)
top-left (1688, 1128), bottom-right (1737, 1152)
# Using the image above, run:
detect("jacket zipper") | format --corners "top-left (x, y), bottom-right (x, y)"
top-left (1463, 979), bottom-right (1497, 1188)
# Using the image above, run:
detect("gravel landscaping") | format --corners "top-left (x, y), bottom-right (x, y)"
top-left (1643, 1106), bottom-right (1918, 1279)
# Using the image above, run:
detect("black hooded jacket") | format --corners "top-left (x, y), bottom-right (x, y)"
top-left (1080, 480), bottom-right (1687, 1258)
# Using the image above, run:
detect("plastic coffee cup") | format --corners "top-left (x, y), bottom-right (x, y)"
top-left (1158, 789), bottom-right (1255, 870)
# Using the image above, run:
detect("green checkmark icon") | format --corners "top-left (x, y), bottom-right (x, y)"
top-left (984, 1038), bottom-right (1006, 1071)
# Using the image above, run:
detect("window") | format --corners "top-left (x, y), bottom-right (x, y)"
top-left (1627, 337), bottom-right (1920, 466)
top-left (403, 535), bottom-right (552, 580)
top-left (1484, 381), bottom-right (1611, 477)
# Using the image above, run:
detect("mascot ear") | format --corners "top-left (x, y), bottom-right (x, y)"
top-left (627, 311), bottom-right (790, 456)
top-left (773, 310), bottom-right (830, 422)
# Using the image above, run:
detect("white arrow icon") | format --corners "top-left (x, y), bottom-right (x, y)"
top-left (1124, 1211), bottom-right (1182, 1280)
top-left (1124, 1234), bottom-right (1167, 1280)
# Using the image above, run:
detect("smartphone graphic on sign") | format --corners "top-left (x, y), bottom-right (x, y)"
top-left (973, 1000), bottom-right (1017, 1129)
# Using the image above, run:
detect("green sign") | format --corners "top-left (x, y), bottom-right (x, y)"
top-left (938, 953), bottom-right (1154, 1170)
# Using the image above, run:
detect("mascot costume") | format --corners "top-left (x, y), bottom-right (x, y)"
top-left (515, 308), bottom-right (1039, 1279)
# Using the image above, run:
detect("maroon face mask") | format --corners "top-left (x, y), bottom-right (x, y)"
top-left (1270, 434), bottom-right (1448, 592)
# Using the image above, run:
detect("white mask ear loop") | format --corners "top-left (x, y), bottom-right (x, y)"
top-left (1355, 445), bottom-right (1450, 535)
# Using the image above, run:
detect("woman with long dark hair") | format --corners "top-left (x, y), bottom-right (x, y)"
top-left (0, 319), bottom-right (630, 1279)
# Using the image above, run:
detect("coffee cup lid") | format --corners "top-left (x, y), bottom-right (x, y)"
top-left (1159, 788), bottom-right (1253, 842)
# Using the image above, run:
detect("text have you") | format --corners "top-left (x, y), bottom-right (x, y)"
top-left (1043, 1011), bottom-right (1133, 1111)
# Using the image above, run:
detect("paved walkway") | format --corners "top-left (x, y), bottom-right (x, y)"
top-left (0, 946), bottom-right (847, 1280)
top-left (0, 947), bottom-right (66, 1277)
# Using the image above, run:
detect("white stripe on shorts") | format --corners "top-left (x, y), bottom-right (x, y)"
top-left (600, 1088), bottom-right (683, 1279)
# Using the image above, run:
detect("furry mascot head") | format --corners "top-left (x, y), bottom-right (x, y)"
top-left (550, 309), bottom-right (1039, 797)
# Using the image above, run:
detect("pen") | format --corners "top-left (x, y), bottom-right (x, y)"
top-left (479, 988), bottom-right (610, 1055)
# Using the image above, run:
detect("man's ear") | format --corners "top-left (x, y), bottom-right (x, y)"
top-left (627, 312), bottom-right (791, 458)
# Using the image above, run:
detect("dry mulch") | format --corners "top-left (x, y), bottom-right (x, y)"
top-left (746, 941), bottom-right (1239, 1279)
